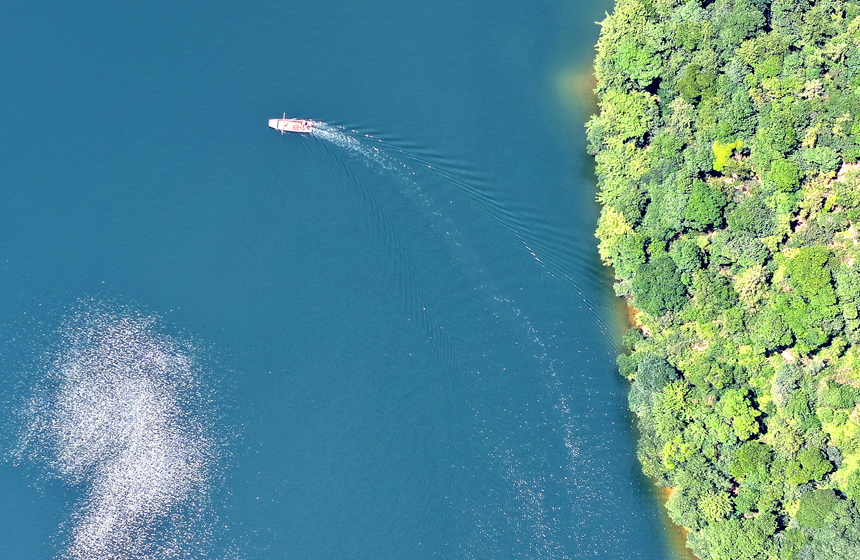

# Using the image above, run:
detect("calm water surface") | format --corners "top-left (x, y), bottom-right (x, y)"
top-left (1, 1), bottom-right (684, 559)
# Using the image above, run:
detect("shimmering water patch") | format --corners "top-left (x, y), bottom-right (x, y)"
top-left (14, 304), bottom-right (220, 560)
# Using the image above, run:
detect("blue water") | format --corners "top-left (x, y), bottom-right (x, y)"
top-left (0, 1), bottom-right (681, 559)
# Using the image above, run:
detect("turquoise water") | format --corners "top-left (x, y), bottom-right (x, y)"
top-left (0, 1), bottom-right (680, 559)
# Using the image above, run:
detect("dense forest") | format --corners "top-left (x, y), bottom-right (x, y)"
top-left (588, 0), bottom-right (860, 558)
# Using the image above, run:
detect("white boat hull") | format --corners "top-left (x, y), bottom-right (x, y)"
top-left (268, 116), bottom-right (314, 134)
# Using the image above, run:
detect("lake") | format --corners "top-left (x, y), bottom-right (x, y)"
top-left (0, 1), bottom-right (685, 558)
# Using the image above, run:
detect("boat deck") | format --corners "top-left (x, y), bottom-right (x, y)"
top-left (268, 116), bottom-right (314, 134)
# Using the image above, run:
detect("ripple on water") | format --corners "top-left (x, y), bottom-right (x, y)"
top-left (14, 304), bottom-right (220, 560)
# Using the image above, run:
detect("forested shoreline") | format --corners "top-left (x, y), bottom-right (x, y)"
top-left (588, 0), bottom-right (860, 558)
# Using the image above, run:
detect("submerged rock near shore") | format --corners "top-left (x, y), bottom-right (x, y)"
top-left (589, 0), bottom-right (860, 558)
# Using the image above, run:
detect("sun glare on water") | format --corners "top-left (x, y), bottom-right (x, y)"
top-left (15, 305), bottom-right (220, 560)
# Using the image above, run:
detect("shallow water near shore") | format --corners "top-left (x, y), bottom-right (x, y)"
top-left (1, 1), bottom-right (688, 558)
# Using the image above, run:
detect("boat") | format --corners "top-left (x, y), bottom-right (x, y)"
top-left (268, 113), bottom-right (315, 134)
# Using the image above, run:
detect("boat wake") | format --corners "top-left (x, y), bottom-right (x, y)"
top-left (303, 122), bottom-right (464, 375)
top-left (14, 304), bottom-right (220, 560)
top-left (307, 122), bottom-right (614, 345)
top-left (310, 123), bottom-right (411, 175)
top-left (287, 121), bottom-right (625, 556)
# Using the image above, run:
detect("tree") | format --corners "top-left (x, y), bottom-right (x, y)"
top-left (768, 158), bottom-right (801, 192)
top-left (628, 355), bottom-right (679, 416)
top-left (772, 362), bottom-right (801, 407)
top-left (748, 305), bottom-right (794, 351)
top-left (593, 141), bottom-right (653, 225)
top-left (786, 448), bottom-right (833, 486)
top-left (835, 266), bottom-right (860, 343)
top-left (798, 500), bottom-right (860, 559)
top-left (753, 101), bottom-right (798, 162)
top-left (712, 232), bottom-right (770, 271)
top-left (734, 264), bottom-right (769, 309)
top-left (796, 489), bottom-right (840, 529)
top-left (819, 381), bottom-right (860, 411)
top-left (833, 168), bottom-right (860, 210)
top-left (679, 62), bottom-right (719, 104)
top-left (716, 0), bottom-right (768, 52)
top-left (713, 139), bottom-right (744, 172)
top-left (731, 441), bottom-right (773, 480)
top-left (785, 243), bottom-right (834, 295)
top-left (667, 485), bottom-right (707, 531)
top-left (775, 246), bottom-right (841, 352)
top-left (736, 30), bottom-right (789, 78)
top-left (670, 235), bottom-right (706, 274)
top-left (684, 180), bottom-right (727, 230)
top-left (726, 196), bottom-right (776, 237)
top-left (716, 389), bottom-right (761, 441)
top-left (590, 89), bottom-right (660, 144)
top-left (688, 269), bottom-right (738, 324)
top-left (691, 516), bottom-right (776, 560)
top-left (722, 87), bottom-right (757, 138)
top-left (613, 33), bottom-right (665, 88)
top-left (595, 206), bottom-right (646, 281)
top-left (594, 0), bottom-right (666, 89)
top-left (803, 145), bottom-right (840, 174)
top-left (700, 491), bottom-right (734, 521)
top-left (631, 255), bottom-right (688, 316)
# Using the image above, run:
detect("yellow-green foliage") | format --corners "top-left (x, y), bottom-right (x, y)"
top-left (821, 406), bottom-right (860, 458)
top-left (699, 492), bottom-right (733, 522)
top-left (831, 450), bottom-right (860, 503)
top-left (662, 434), bottom-right (693, 470)
top-left (595, 206), bottom-right (633, 265)
top-left (712, 139), bottom-right (743, 172)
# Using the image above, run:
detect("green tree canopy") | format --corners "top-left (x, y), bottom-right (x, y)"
top-left (726, 196), bottom-right (776, 237)
top-left (591, 0), bottom-right (860, 555)
top-left (629, 354), bottom-right (680, 417)
top-left (797, 489), bottom-right (840, 529)
top-left (786, 448), bottom-right (833, 486)
top-left (631, 255), bottom-right (688, 316)
top-left (684, 180), bottom-right (727, 230)
top-left (768, 158), bottom-right (801, 192)
top-left (731, 441), bottom-right (773, 480)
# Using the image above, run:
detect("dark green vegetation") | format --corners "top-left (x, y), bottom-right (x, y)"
top-left (588, 0), bottom-right (860, 558)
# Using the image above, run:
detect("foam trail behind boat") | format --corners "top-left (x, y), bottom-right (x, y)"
top-left (310, 123), bottom-right (406, 174)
